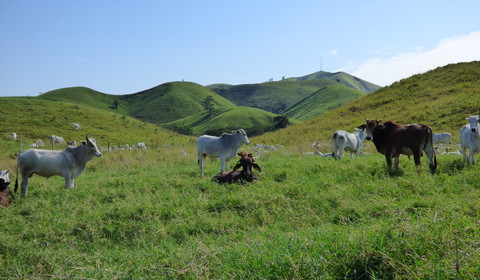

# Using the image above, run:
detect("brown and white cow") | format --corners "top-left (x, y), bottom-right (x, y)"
top-left (364, 119), bottom-right (437, 174)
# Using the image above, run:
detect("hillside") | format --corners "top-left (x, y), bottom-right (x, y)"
top-left (283, 84), bottom-right (366, 121)
top-left (288, 71), bottom-right (381, 93)
top-left (210, 71), bottom-right (380, 114)
top-left (0, 97), bottom-right (190, 156)
top-left (39, 82), bottom-right (236, 124)
top-left (255, 61), bottom-right (480, 148)
top-left (166, 106), bottom-right (283, 136)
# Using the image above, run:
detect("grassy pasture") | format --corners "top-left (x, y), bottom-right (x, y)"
top-left (1, 143), bottom-right (480, 279)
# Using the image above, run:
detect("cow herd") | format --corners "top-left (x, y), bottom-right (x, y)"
top-left (2, 116), bottom-right (480, 205)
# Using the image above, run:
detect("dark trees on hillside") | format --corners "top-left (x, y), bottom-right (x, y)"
top-left (202, 96), bottom-right (215, 114)
top-left (273, 116), bottom-right (290, 129)
top-left (110, 100), bottom-right (119, 109)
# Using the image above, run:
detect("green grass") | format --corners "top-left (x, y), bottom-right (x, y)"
top-left (1, 147), bottom-right (479, 279)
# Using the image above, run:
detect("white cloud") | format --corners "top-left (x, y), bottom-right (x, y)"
top-left (351, 31), bottom-right (480, 86)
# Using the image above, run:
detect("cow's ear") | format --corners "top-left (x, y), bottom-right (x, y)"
top-left (237, 152), bottom-right (242, 157)
top-left (233, 161), bottom-right (242, 171)
top-left (253, 163), bottom-right (262, 172)
top-left (357, 124), bottom-right (366, 129)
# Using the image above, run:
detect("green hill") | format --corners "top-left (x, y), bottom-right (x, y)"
top-left (166, 106), bottom-right (290, 136)
top-left (39, 82), bottom-right (236, 125)
top-left (255, 61), bottom-right (480, 148)
top-left (288, 71), bottom-right (381, 93)
top-left (210, 71), bottom-right (379, 114)
top-left (283, 84), bottom-right (367, 121)
top-left (0, 97), bottom-right (190, 156)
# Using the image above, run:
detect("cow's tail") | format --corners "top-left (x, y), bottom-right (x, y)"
top-left (424, 126), bottom-right (437, 174)
top-left (14, 142), bottom-right (20, 193)
top-left (331, 132), bottom-right (338, 158)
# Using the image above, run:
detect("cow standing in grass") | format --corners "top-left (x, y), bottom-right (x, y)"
top-left (331, 124), bottom-right (367, 160)
top-left (460, 115), bottom-right (480, 164)
top-left (16, 136), bottom-right (102, 196)
top-left (364, 119), bottom-right (437, 174)
top-left (196, 129), bottom-right (250, 177)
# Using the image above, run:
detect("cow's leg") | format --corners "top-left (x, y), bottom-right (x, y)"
top-left (220, 156), bottom-right (226, 172)
top-left (411, 148), bottom-right (422, 173)
top-left (225, 159), bottom-right (231, 171)
top-left (461, 147), bottom-right (467, 163)
top-left (20, 172), bottom-right (30, 197)
top-left (470, 145), bottom-right (476, 164)
top-left (64, 174), bottom-right (73, 189)
top-left (199, 154), bottom-right (207, 177)
top-left (385, 154), bottom-right (393, 172)
top-left (393, 156), bottom-right (400, 171)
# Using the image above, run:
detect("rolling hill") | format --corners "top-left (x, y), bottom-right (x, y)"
top-left (39, 82), bottom-right (237, 124)
top-left (283, 84), bottom-right (367, 121)
top-left (255, 61), bottom-right (480, 148)
top-left (38, 82), bottom-right (285, 136)
top-left (209, 71), bottom-right (380, 114)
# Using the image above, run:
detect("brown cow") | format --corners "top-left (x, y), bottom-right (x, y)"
top-left (364, 120), bottom-right (437, 174)
top-left (212, 152), bottom-right (261, 183)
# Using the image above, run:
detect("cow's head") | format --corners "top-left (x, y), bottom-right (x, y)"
top-left (356, 124), bottom-right (367, 141)
top-left (365, 119), bottom-right (381, 141)
top-left (466, 116), bottom-right (480, 132)
top-left (85, 135), bottom-right (102, 157)
top-left (234, 129), bottom-right (250, 145)
top-left (233, 153), bottom-right (261, 177)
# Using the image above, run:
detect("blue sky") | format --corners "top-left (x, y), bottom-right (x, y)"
top-left (1, 0), bottom-right (480, 96)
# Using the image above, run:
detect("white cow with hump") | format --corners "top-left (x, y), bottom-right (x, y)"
top-left (460, 115), bottom-right (480, 164)
top-left (16, 136), bottom-right (102, 196)
top-left (331, 124), bottom-right (367, 160)
top-left (196, 129), bottom-right (250, 177)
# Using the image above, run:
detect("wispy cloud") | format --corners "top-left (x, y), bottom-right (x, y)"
top-left (350, 31), bottom-right (480, 86)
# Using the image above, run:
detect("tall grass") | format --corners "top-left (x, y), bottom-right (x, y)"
top-left (1, 144), bottom-right (479, 279)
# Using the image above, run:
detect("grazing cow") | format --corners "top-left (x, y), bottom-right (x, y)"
top-left (212, 152), bottom-right (261, 183)
top-left (50, 135), bottom-right (65, 145)
top-left (0, 170), bottom-right (15, 207)
top-left (11, 132), bottom-right (17, 141)
top-left (364, 119), bottom-right (437, 174)
top-left (136, 142), bottom-right (146, 149)
top-left (15, 136), bottom-right (102, 196)
top-left (331, 124), bottom-right (367, 160)
top-left (432, 132), bottom-right (452, 145)
top-left (72, 122), bottom-right (81, 130)
top-left (196, 129), bottom-right (250, 177)
top-left (460, 115), bottom-right (480, 164)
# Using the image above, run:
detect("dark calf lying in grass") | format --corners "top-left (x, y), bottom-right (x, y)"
top-left (213, 152), bottom-right (261, 183)
top-left (0, 170), bottom-right (15, 207)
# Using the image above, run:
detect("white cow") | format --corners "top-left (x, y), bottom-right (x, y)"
top-left (331, 124), bottom-right (367, 160)
top-left (460, 115), bottom-right (480, 164)
top-left (16, 136), bottom-right (102, 196)
top-left (72, 122), bottom-right (81, 130)
top-left (11, 132), bottom-right (17, 141)
top-left (50, 135), bottom-right (65, 145)
top-left (136, 142), bottom-right (146, 149)
top-left (196, 129), bottom-right (250, 177)
top-left (433, 132), bottom-right (452, 145)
